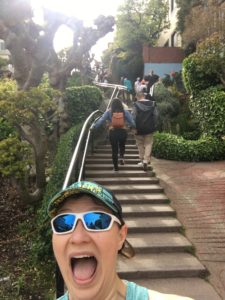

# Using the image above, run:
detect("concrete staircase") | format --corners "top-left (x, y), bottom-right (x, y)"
top-left (85, 135), bottom-right (221, 300)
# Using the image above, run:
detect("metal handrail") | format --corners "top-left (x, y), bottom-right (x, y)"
top-left (62, 109), bottom-right (102, 189)
top-left (93, 81), bottom-right (128, 110)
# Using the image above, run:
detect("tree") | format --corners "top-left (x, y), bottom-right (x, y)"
top-left (176, 0), bottom-right (225, 53)
top-left (0, 0), bottom-right (115, 91)
top-left (0, 0), bottom-right (114, 203)
top-left (103, 0), bottom-right (169, 82)
top-left (0, 79), bottom-right (57, 204)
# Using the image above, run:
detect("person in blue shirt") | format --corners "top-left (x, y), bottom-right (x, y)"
top-left (48, 180), bottom-right (194, 300)
top-left (93, 98), bottom-right (136, 171)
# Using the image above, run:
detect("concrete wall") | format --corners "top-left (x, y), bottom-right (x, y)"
top-left (144, 62), bottom-right (182, 78)
top-left (142, 46), bottom-right (184, 77)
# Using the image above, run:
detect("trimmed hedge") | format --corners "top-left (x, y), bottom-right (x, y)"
top-left (152, 132), bottom-right (225, 161)
top-left (190, 86), bottom-right (225, 138)
top-left (65, 85), bottom-right (102, 126)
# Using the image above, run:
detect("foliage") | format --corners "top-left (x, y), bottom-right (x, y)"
top-left (65, 85), bottom-right (103, 126)
top-left (153, 82), bottom-right (181, 131)
top-left (66, 72), bottom-right (82, 87)
top-left (176, 0), bottom-right (195, 33)
top-left (182, 1), bottom-right (225, 51)
top-left (0, 79), bottom-right (58, 202)
top-left (0, 79), bottom-right (57, 129)
top-left (172, 111), bottom-right (200, 140)
top-left (116, 0), bottom-right (169, 48)
top-left (0, 137), bottom-right (31, 178)
top-left (103, 0), bottom-right (169, 82)
top-left (162, 71), bottom-right (185, 93)
top-left (190, 86), bottom-right (225, 138)
top-left (0, 117), bottom-right (16, 140)
top-left (0, 56), bottom-right (8, 69)
top-left (152, 132), bottom-right (225, 161)
top-left (182, 35), bottom-right (224, 95)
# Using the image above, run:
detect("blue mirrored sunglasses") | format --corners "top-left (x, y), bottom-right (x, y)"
top-left (51, 211), bottom-right (121, 235)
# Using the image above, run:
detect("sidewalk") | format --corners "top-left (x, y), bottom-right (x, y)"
top-left (151, 158), bottom-right (225, 300)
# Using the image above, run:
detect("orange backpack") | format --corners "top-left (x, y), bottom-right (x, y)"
top-left (111, 112), bottom-right (125, 128)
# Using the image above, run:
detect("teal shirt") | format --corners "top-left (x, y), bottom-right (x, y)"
top-left (57, 281), bottom-right (149, 299)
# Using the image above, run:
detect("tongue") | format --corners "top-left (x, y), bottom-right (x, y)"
top-left (73, 257), bottom-right (97, 281)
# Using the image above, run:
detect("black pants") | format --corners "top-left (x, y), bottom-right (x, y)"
top-left (109, 129), bottom-right (127, 168)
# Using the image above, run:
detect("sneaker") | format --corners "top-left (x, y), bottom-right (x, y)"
top-left (143, 163), bottom-right (148, 171)
top-left (120, 159), bottom-right (125, 165)
top-left (137, 161), bottom-right (143, 166)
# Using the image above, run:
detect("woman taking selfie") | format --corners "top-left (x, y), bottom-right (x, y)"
top-left (48, 180), bottom-right (194, 300)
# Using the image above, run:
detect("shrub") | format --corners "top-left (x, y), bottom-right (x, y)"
top-left (182, 34), bottom-right (224, 95)
top-left (182, 55), bottom-right (219, 95)
top-left (153, 83), bottom-right (181, 131)
top-left (0, 117), bottom-right (16, 141)
top-left (190, 86), bottom-right (225, 138)
top-left (152, 132), bottom-right (225, 161)
top-left (65, 86), bottom-right (102, 126)
top-left (0, 137), bottom-right (31, 179)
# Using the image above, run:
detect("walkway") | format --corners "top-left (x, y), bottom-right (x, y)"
top-left (151, 158), bottom-right (225, 300)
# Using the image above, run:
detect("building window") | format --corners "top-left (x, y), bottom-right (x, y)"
top-left (0, 40), bottom-right (5, 51)
top-left (170, 0), bottom-right (174, 12)
top-left (171, 31), bottom-right (176, 47)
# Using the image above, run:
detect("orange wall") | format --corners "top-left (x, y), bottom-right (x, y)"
top-left (143, 46), bottom-right (184, 63)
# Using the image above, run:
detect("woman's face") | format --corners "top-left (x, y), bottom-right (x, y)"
top-left (52, 195), bottom-right (127, 300)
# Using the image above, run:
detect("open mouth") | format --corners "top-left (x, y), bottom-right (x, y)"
top-left (71, 255), bottom-right (97, 283)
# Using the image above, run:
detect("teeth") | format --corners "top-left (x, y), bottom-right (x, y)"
top-left (73, 255), bottom-right (92, 259)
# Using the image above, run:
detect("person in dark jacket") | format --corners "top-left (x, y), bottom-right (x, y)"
top-left (93, 98), bottom-right (136, 171)
top-left (132, 92), bottom-right (158, 171)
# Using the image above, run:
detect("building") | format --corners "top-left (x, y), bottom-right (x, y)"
top-left (143, 0), bottom-right (184, 78)
top-left (0, 39), bottom-right (10, 60)
top-left (157, 0), bottom-right (182, 47)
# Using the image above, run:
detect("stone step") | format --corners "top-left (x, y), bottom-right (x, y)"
top-left (116, 193), bottom-right (170, 204)
top-left (86, 170), bottom-right (155, 177)
top-left (88, 177), bottom-right (159, 185)
top-left (99, 184), bottom-right (163, 194)
top-left (97, 139), bottom-right (136, 145)
top-left (122, 204), bottom-right (176, 217)
top-left (124, 217), bottom-right (182, 233)
top-left (92, 148), bottom-right (139, 154)
top-left (126, 232), bottom-right (192, 253)
top-left (133, 278), bottom-right (220, 300)
top-left (86, 158), bottom-right (141, 164)
top-left (117, 252), bottom-right (207, 279)
top-left (85, 164), bottom-right (153, 171)
top-left (95, 144), bottom-right (137, 149)
top-left (86, 154), bottom-right (139, 159)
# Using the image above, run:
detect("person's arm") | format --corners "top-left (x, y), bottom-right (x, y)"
top-left (124, 110), bottom-right (136, 128)
top-left (93, 111), bottom-right (110, 129)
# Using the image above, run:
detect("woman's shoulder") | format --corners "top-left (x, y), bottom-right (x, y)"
top-left (148, 289), bottom-right (194, 300)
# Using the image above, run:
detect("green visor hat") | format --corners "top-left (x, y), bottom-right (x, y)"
top-left (47, 180), bottom-right (123, 221)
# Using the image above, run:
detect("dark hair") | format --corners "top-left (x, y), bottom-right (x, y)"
top-left (110, 98), bottom-right (124, 113)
